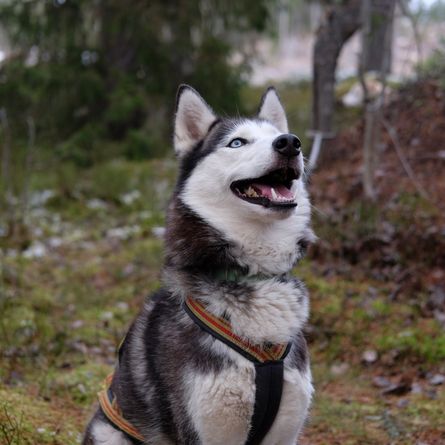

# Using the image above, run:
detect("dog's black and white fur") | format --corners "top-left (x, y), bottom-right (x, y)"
top-left (83, 85), bottom-right (315, 445)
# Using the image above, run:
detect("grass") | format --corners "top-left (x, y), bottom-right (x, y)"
top-left (302, 357), bottom-right (445, 445)
top-left (0, 387), bottom-right (82, 445)
top-left (299, 263), bottom-right (445, 365)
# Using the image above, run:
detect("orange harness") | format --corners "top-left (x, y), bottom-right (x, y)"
top-left (183, 297), bottom-right (289, 362)
top-left (97, 374), bottom-right (144, 443)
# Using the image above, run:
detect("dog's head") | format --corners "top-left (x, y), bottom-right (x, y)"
top-left (168, 85), bottom-right (314, 275)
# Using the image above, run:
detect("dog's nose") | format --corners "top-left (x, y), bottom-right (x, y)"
top-left (272, 134), bottom-right (301, 158)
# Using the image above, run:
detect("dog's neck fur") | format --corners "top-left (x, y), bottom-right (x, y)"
top-left (163, 196), bottom-right (310, 279)
top-left (162, 197), bottom-right (310, 344)
top-left (164, 198), bottom-right (239, 275)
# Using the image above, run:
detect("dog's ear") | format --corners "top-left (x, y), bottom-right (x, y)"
top-left (174, 85), bottom-right (217, 157)
top-left (258, 87), bottom-right (288, 133)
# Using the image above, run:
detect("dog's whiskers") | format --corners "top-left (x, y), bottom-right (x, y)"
top-left (309, 203), bottom-right (328, 218)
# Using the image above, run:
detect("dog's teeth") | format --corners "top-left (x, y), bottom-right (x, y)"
top-left (245, 186), bottom-right (259, 198)
top-left (271, 188), bottom-right (278, 201)
top-left (291, 181), bottom-right (299, 199)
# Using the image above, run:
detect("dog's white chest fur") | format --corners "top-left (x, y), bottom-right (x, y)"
top-left (185, 364), bottom-right (313, 445)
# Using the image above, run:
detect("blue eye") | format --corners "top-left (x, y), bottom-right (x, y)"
top-left (228, 138), bottom-right (247, 148)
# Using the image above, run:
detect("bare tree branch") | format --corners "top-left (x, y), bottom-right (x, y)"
top-left (398, 0), bottom-right (423, 64)
top-left (381, 117), bottom-right (430, 200)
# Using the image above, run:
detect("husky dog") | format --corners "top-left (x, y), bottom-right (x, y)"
top-left (83, 85), bottom-right (315, 445)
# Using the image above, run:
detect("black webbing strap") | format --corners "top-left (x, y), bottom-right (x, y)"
top-left (246, 361), bottom-right (284, 445)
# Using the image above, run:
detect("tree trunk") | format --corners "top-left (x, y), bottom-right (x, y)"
top-left (360, 0), bottom-right (395, 199)
top-left (312, 0), bottom-right (362, 133)
top-left (362, 0), bottom-right (395, 73)
top-left (99, 3), bottom-right (138, 82)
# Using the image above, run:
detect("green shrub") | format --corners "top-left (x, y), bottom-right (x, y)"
top-left (104, 83), bottom-right (146, 139)
top-left (417, 40), bottom-right (445, 89)
top-left (124, 129), bottom-right (164, 161)
top-left (57, 124), bottom-right (106, 168)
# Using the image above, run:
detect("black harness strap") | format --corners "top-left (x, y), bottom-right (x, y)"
top-left (183, 298), bottom-right (291, 445)
top-left (247, 361), bottom-right (285, 445)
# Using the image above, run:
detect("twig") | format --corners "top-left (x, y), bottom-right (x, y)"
top-left (0, 108), bottom-right (14, 230)
top-left (398, 0), bottom-right (423, 64)
top-left (380, 118), bottom-right (430, 200)
top-left (359, 0), bottom-right (374, 200)
top-left (0, 109), bottom-right (11, 199)
top-left (21, 116), bottom-right (36, 224)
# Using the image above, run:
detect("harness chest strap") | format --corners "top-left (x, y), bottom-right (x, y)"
top-left (183, 297), bottom-right (290, 363)
top-left (98, 297), bottom-right (291, 445)
top-left (183, 297), bottom-right (291, 445)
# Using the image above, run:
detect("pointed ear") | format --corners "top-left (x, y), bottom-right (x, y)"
top-left (174, 85), bottom-right (217, 157)
top-left (257, 87), bottom-right (288, 133)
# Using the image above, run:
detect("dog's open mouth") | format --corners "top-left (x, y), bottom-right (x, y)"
top-left (230, 167), bottom-right (299, 209)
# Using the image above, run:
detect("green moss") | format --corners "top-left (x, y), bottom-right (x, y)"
top-left (370, 299), bottom-right (391, 317)
top-left (376, 326), bottom-right (445, 363)
top-left (0, 387), bottom-right (82, 445)
top-left (40, 363), bottom-right (111, 405)
top-left (403, 393), bottom-right (445, 428)
top-left (309, 394), bottom-right (387, 444)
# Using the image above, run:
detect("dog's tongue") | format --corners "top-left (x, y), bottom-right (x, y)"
top-left (252, 183), bottom-right (294, 200)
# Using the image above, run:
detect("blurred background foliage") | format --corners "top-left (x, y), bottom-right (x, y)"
top-left (0, 0), bottom-right (272, 166)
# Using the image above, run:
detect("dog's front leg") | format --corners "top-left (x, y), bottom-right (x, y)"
top-left (260, 367), bottom-right (313, 445)
top-left (186, 365), bottom-right (255, 445)
top-left (83, 415), bottom-right (134, 445)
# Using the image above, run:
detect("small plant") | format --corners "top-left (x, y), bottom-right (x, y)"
top-left (0, 402), bottom-right (24, 445)
top-left (417, 37), bottom-right (445, 89)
